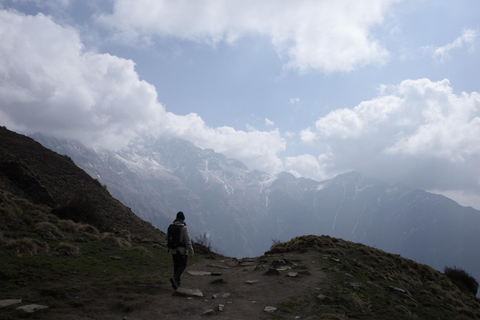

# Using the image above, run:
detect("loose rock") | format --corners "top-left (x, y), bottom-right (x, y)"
top-left (0, 299), bottom-right (22, 308)
top-left (187, 271), bottom-right (211, 276)
top-left (202, 309), bottom-right (215, 316)
top-left (264, 306), bottom-right (277, 312)
top-left (175, 288), bottom-right (204, 297)
top-left (16, 304), bottom-right (48, 313)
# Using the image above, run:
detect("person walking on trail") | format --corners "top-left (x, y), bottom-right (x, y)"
top-left (167, 211), bottom-right (194, 290)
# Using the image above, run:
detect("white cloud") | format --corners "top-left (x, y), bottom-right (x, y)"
top-left (0, 9), bottom-right (286, 174)
top-left (160, 112), bottom-right (286, 173)
top-left (290, 98), bottom-right (300, 104)
top-left (265, 118), bottom-right (274, 126)
top-left (284, 154), bottom-right (327, 181)
top-left (97, 0), bottom-right (397, 73)
top-left (432, 29), bottom-right (478, 62)
top-left (302, 78), bottom-right (480, 199)
top-left (0, 10), bottom-right (164, 149)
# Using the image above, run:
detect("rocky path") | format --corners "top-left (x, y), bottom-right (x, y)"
top-left (13, 251), bottom-right (327, 320)
top-left (127, 251), bottom-right (327, 319)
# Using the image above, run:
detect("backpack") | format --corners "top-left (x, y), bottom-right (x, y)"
top-left (167, 224), bottom-right (185, 249)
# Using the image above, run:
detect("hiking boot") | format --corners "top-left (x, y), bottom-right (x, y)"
top-left (170, 277), bottom-right (178, 290)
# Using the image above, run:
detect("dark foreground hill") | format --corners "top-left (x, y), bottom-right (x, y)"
top-left (0, 126), bottom-right (164, 242)
top-left (1, 127), bottom-right (479, 319)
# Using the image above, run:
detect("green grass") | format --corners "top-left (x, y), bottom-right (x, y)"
top-left (0, 240), bottom-right (172, 319)
top-left (265, 235), bottom-right (480, 320)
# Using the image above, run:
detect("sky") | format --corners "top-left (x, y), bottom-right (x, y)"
top-left (0, 0), bottom-right (479, 209)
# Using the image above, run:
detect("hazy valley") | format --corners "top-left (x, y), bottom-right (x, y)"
top-left (33, 132), bottom-right (480, 288)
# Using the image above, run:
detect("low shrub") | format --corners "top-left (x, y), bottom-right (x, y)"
top-left (32, 239), bottom-right (50, 254)
top-left (8, 238), bottom-right (38, 255)
top-left (101, 233), bottom-right (131, 249)
top-left (78, 223), bottom-right (99, 235)
top-left (56, 242), bottom-right (80, 256)
top-left (193, 233), bottom-right (212, 254)
top-left (444, 266), bottom-right (479, 296)
top-left (57, 219), bottom-right (79, 233)
top-left (35, 221), bottom-right (64, 240)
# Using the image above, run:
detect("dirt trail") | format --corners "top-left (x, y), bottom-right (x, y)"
top-left (118, 251), bottom-right (327, 320)
top-left (45, 251), bottom-right (327, 320)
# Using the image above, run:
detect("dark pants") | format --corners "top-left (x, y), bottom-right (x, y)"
top-left (172, 253), bottom-right (188, 285)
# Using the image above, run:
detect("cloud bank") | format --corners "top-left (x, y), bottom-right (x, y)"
top-left (301, 78), bottom-right (480, 206)
top-left (0, 9), bottom-right (284, 173)
top-left (97, 0), bottom-right (397, 73)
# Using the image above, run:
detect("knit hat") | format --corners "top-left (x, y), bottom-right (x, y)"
top-left (176, 211), bottom-right (185, 220)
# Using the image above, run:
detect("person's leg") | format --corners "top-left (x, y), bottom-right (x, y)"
top-left (170, 254), bottom-right (180, 289)
top-left (174, 254), bottom-right (188, 286)
top-left (172, 254), bottom-right (179, 276)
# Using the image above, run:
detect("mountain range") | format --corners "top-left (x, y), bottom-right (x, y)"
top-left (32, 132), bottom-right (480, 286)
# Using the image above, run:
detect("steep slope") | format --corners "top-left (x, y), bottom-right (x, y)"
top-left (0, 126), bottom-right (164, 243)
top-left (31, 133), bottom-right (480, 287)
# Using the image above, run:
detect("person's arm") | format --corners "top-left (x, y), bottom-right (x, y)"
top-left (183, 227), bottom-right (194, 256)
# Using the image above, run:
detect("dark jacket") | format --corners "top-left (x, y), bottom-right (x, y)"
top-left (167, 220), bottom-right (194, 256)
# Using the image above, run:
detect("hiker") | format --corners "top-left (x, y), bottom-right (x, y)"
top-left (167, 211), bottom-right (194, 290)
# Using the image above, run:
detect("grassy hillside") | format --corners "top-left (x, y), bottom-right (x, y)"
top-left (0, 126), bottom-right (164, 241)
top-left (267, 236), bottom-right (480, 319)
top-left (1, 127), bottom-right (479, 319)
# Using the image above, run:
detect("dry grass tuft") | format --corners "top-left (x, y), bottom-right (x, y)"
top-left (47, 213), bottom-right (59, 223)
top-left (32, 239), bottom-right (50, 254)
top-left (8, 238), bottom-right (38, 255)
top-left (56, 242), bottom-right (80, 256)
top-left (23, 209), bottom-right (49, 225)
top-left (118, 230), bottom-right (132, 243)
top-left (57, 219), bottom-right (80, 233)
top-left (101, 232), bottom-right (131, 249)
top-left (35, 221), bottom-right (64, 240)
top-left (78, 223), bottom-right (100, 238)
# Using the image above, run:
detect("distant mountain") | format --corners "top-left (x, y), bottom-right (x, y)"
top-left (32, 133), bottom-right (480, 284)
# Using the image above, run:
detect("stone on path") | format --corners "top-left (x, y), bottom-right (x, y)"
top-left (207, 264), bottom-right (230, 269)
top-left (246, 280), bottom-right (259, 284)
top-left (212, 292), bottom-right (231, 299)
top-left (175, 288), bottom-right (204, 297)
top-left (187, 270), bottom-right (211, 276)
top-left (202, 309), bottom-right (215, 316)
top-left (16, 304), bottom-right (48, 313)
top-left (0, 299), bottom-right (22, 308)
top-left (264, 306), bottom-right (277, 312)
top-left (276, 266), bottom-right (292, 271)
top-left (287, 272), bottom-right (298, 277)
top-left (240, 262), bottom-right (255, 267)
top-left (218, 304), bottom-right (225, 312)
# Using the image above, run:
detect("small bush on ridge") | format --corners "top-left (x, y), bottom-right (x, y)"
top-left (444, 266), bottom-right (479, 296)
